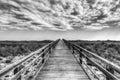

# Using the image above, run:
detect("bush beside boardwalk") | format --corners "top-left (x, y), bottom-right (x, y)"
top-left (0, 40), bottom-right (52, 70)
top-left (71, 40), bottom-right (120, 62)
top-left (0, 40), bottom-right (52, 57)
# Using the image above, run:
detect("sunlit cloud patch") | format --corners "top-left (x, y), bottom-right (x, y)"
top-left (83, 24), bottom-right (109, 30)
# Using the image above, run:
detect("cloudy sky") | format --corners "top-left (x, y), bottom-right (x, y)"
top-left (0, 0), bottom-right (120, 40)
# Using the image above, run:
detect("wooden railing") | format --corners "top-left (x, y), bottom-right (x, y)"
top-left (63, 39), bottom-right (120, 80)
top-left (0, 39), bottom-right (60, 80)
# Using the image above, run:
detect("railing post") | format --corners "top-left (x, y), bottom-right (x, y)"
top-left (105, 53), bottom-right (114, 80)
top-left (68, 43), bottom-right (71, 49)
top-left (106, 65), bottom-right (114, 80)
top-left (42, 53), bottom-right (45, 64)
top-left (79, 49), bottom-right (83, 64)
top-left (106, 60), bottom-right (114, 80)
top-left (49, 47), bottom-right (51, 54)
top-left (72, 46), bottom-right (74, 54)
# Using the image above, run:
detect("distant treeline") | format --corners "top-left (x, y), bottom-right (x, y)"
top-left (71, 40), bottom-right (120, 60)
top-left (0, 40), bottom-right (53, 57)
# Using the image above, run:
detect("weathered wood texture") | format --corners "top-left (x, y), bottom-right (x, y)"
top-left (35, 40), bottom-right (89, 80)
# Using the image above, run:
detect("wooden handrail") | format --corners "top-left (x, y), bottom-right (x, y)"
top-left (63, 39), bottom-right (120, 80)
top-left (71, 42), bottom-right (120, 74)
top-left (0, 39), bottom-right (59, 77)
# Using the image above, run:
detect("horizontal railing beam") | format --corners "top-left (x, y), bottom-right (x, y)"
top-left (69, 44), bottom-right (118, 80)
top-left (71, 42), bottom-right (120, 74)
top-left (0, 39), bottom-right (60, 77)
top-left (63, 39), bottom-right (120, 80)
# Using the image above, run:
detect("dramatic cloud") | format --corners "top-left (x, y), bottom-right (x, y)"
top-left (0, 0), bottom-right (120, 31)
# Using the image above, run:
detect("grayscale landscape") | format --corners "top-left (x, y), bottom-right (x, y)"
top-left (0, 0), bottom-right (120, 80)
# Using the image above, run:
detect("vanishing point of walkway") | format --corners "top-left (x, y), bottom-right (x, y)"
top-left (35, 40), bottom-right (89, 80)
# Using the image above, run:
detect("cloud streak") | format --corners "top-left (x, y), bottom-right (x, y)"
top-left (0, 0), bottom-right (120, 31)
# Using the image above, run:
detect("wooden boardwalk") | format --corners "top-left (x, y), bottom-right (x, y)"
top-left (35, 40), bottom-right (89, 80)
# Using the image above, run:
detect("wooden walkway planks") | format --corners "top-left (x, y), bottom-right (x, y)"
top-left (35, 40), bottom-right (89, 80)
